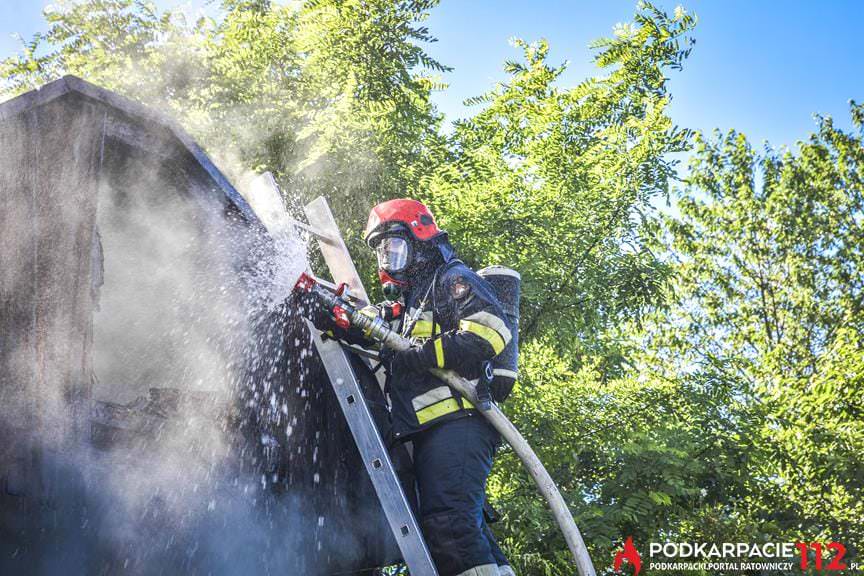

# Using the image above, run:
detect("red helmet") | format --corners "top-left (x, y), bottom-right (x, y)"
top-left (363, 199), bottom-right (444, 246)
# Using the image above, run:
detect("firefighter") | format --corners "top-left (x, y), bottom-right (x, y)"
top-left (306, 199), bottom-right (515, 576)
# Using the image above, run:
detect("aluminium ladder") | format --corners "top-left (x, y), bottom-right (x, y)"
top-left (250, 173), bottom-right (438, 575)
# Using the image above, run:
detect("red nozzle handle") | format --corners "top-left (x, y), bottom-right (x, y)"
top-left (294, 272), bottom-right (316, 292)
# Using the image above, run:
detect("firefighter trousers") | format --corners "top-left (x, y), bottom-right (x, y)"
top-left (412, 413), bottom-right (509, 576)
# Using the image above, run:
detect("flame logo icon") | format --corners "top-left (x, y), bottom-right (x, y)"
top-left (613, 536), bottom-right (642, 576)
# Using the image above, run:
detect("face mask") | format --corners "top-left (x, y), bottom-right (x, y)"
top-left (378, 269), bottom-right (408, 300)
top-left (375, 236), bottom-right (410, 272)
top-left (382, 281), bottom-right (403, 300)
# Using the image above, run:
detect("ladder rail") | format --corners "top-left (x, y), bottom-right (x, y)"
top-left (298, 194), bottom-right (437, 575)
top-left (309, 325), bottom-right (438, 576)
top-left (242, 174), bottom-right (438, 574)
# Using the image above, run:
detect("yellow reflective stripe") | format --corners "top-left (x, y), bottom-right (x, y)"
top-left (434, 337), bottom-right (445, 368)
top-left (462, 311), bottom-right (512, 346)
top-left (459, 319), bottom-right (507, 354)
top-left (412, 386), bottom-right (452, 411)
top-left (416, 398), bottom-right (462, 424)
top-left (411, 320), bottom-right (439, 338)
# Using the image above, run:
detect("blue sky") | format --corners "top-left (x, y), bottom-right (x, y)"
top-left (1, 0), bottom-right (862, 151)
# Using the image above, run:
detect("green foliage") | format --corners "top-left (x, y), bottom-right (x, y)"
top-left (1, 0), bottom-right (445, 285)
top-left (421, 5), bottom-right (695, 367)
top-left (645, 110), bottom-right (864, 547)
top-left (415, 5), bottom-right (697, 572)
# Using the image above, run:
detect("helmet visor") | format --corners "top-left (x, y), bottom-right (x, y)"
top-left (375, 236), bottom-right (410, 272)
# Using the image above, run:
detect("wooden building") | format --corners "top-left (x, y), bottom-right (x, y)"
top-left (0, 76), bottom-right (397, 575)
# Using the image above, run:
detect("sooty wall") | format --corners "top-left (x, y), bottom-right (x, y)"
top-left (0, 76), bottom-right (396, 575)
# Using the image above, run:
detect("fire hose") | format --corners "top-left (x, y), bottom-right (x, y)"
top-left (293, 273), bottom-right (596, 576)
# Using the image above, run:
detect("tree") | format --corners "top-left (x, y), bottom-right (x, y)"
top-left (13, 1), bottom-right (862, 573)
top-left (416, 5), bottom-right (697, 573)
top-left (0, 0), bottom-right (446, 281)
top-left (422, 6), bottom-right (694, 368)
top-left (644, 104), bottom-right (864, 548)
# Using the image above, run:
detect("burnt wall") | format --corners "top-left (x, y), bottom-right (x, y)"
top-left (0, 93), bottom-right (103, 553)
top-left (0, 79), bottom-right (399, 575)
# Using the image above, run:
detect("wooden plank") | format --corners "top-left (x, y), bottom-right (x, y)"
top-left (303, 196), bottom-right (370, 304)
top-left (0, 75), bottom-right (261, 227)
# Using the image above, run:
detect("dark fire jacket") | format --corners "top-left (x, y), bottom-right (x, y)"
top-left (331, 260), bottom-right (512, 439)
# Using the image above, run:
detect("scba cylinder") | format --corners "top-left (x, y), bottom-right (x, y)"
top-left (477, 266), bottom-right (520, 401)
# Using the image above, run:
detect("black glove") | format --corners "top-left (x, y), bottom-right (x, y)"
top-left (380, 341), bottom-right (436, 374)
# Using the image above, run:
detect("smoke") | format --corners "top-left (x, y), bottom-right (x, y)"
top-left (0, 2), bottom-right (410, 572)
top-left (92, 173), bottom-right (242, 403)
top-left (0, 89), bottom-right (387, 574)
